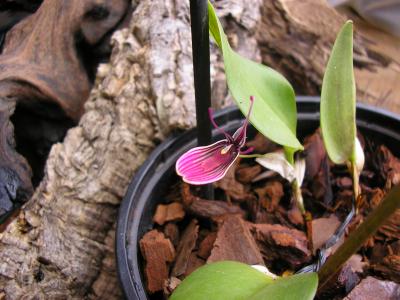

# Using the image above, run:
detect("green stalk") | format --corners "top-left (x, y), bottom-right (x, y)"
top-left (318, 185), bottom-right (400, 289)
top-left (284, 147), bottom-right (305, 213)
top-left (284, 146), bottom-right (295, 165)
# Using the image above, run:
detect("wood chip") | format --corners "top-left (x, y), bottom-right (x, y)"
top-left (153, 202), bottom-right (185, 225)
top-left (335, 177), bottom-right (352, 189)
top-left (310, 161), bottom-right (333, 205)
top-left (287, 205), bottom-right (304, 227)
top-left (198, 232), bottom-right (217, 260)
top-left (377, 209), bottom-right (400, 241)
top-left (139, 230), bottom-right (175, 294)
top-left (343, 276), bottom-right (400, 300)
top-left (163, 277), bottom-right (181, 297)
top-left (163, 222), bottom-right (180, 248)
top-left (369, 188), bottom-right (385, 209)
top-left (372, 254), bottom-right (400, 283)
top-left (181, 183), bottom-right (245, 219)
top-left (364, 188), bottom-right (400, 243)
top-left (172, 219), bottom-right (199, 277)
top-left (214, 160), bottom-right (251, 201)
top-left (375, 145), bottom-right (400, 187)
top-left (188, 198), bottom-right (245, 219)
top-left (250, 223), bottom-right (311, 268)
top-left (207, 214), bottom-right (264, 266)
top-left (312, 215), bottom-right (343, 255)
top-left (246, 133), bottom-right (277, 153)
top-left (236, 164), bottom-right (262, 183)
top-left (185, 252), bottom-right (205, 276)
top-left (255, 180), bottom-right (284, 212)
top-left (248, 197), bottom-right (279, 225)
top-left (304, 129), bottom-right (326, 179)
top-left (391, 240), bottom-right (400, 254)
top-left (303, 130), bottom-right (333, 205)
top-left (319, 262), bottom-right (361, 299)
top-left (347, 254), bottom-right (367, 274)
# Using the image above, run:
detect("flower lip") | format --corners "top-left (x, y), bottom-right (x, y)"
top-left (175, 139), bottom-right (239, 185)
top-left (176, 96), bottom-right (255, 185)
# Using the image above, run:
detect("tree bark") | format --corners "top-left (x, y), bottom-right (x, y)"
top-left (0, 0), bottom-right (399, 298)
top-left (254, 0), bottom-right (400, 112)
top-left (0, 0), bottom-right (130, 221)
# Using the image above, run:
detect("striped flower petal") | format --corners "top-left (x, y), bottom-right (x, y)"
top-left (176, 96), bottom-right (255, 185)
top-left (176, 140), bottom-right (239, 185)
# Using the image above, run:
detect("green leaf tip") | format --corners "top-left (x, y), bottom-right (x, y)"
top-left (320, 20), bottom-right (356, 164)
top-left (208, 1), bottom-right (303, 151)
top-left (250, 272), bottom-right (318, 300)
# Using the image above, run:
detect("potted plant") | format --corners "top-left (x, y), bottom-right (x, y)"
top-left (116, 1), bottom-right (400, 299)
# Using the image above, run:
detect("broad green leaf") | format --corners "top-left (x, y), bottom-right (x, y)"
top-left (170, 261), bottom-right (274, 300)
top-left (250, 273), bottom-right (318, 300)
top-left (208, 2), bottom-right (302, 151)
top-left (320, 21), bottom-right (356, 164)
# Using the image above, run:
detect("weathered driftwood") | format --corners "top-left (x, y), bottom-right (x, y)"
top-left (0, 0), bottom-right (41, 36)
top-left (0, 0), bottom-right (130, 216)
top-left (0, 0), bottom-right (198, 297)
top-left (0, 0), bottom-right (131, 119)
top-left (0, 0), bottom-right (399, 298)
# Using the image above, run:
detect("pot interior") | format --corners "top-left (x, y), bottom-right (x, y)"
top-left (117, 97), bottom-right (400, 299)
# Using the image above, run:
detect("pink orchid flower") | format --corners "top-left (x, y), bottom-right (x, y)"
top-left (176, 96), bottom-right (254, 185)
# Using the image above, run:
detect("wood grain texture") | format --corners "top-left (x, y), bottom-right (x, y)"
top-left (0, 0), bottom-right (130, 221)
top-left (254, 0), bottom-right (400, 111)
top-left (0, 0), bottom-right (399, 298)
top-left (0, 0), bottom-right (130, 120)
top-left (0, 0), bottom-right (198, 297)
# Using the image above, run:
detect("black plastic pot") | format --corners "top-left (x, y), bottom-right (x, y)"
top-left (116, 96), bottom-right (400, 299)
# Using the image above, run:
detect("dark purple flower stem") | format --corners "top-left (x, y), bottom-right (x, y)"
top-left (190, 0), bottom-right (213, 198)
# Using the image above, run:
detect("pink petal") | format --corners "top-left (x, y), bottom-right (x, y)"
top-left (176, 140), bottom-right (239, 185)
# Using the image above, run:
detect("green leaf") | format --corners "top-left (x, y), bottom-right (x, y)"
top-left (170, 261), bottom-right (274, 300)
top-left (208, 2), bottom-right (302, 151)
top-left (250, 273), bottom-right (318, 300)
top-left (320, 21), bottom-right (356, 164)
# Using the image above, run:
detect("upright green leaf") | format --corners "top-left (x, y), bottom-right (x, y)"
top-left (250, 273), bottom-right (318, 300)
top-left (208, 2), bottom-right (302, 151)
top-left (170, 261), bottom-right (274, 300)
top-left (320, 21), bottom-right (355, 164)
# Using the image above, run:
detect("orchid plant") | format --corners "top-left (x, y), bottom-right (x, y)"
top-left (170, 1), bottom-right (399, 299)
top-left (179, 1), bottom-right (307, 217)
